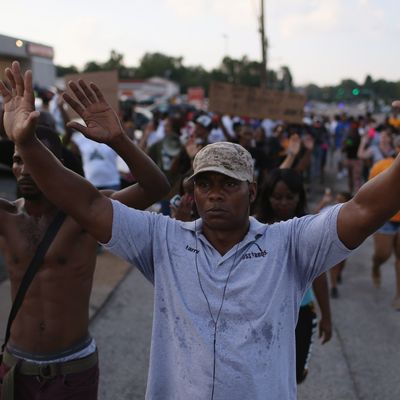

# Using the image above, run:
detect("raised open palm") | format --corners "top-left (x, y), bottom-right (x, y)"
top-left (63, 80), bottom-right (124, 144)
top-left (0, 61), bottom-right (40, 144)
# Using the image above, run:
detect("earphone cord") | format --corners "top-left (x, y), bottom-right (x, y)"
top-left (194, 224), bottom-right (240, 400)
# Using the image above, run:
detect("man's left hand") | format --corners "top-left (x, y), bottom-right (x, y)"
top-left (63, 80), bottom-right (124, 144)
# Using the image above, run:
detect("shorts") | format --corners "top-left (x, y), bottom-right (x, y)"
top-left (295, 303), bottom-right (317, 384)
top-left (377, 221), bottom-right (400, 235)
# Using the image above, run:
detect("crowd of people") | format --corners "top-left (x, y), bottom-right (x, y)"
top-left (131, 89), bottom-right (400, 311)
top-left (0, 61), bottom-right (400, 399)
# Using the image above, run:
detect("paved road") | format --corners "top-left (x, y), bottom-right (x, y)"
top-left (298, 237), bottom-right (400, 400)
top-left (90, 268), bottom-right (153, 400)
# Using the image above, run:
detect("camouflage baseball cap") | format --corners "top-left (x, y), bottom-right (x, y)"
top-left (188, 142), bottom-right (254, 182)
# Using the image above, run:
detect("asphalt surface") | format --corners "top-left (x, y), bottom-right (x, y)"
top-left (91, 268), bottom-right (153, 400)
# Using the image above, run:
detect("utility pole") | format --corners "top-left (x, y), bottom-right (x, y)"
top-left (259, 0), bottom-right (268, 88)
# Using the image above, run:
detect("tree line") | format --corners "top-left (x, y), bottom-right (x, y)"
top-left (57, 50), bottom-right (400, 103)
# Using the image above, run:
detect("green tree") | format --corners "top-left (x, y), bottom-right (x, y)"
top-left (372, 80), bottom-right (400, 102)
top-left (83, 61), bottom-right (103, 73)
top-left (180, 65), bottom-right (210, 93)
top-left (56, 64), bottom-right (79, 77)
top-left (364, 75), bottom-right (373, 90)
top-left (267, 69), bottom-right (278, 89)
top-left (135, 52), bottom-right (184, 80)
top-left (102, 50), bottom-right (125, 70)
top-left (83, 50), bottom-right (128, 76)
top-left (218, 56), bottom-right (263, 87)
top-left (305, 84), bottom-right (322, 100)
top-left (277, 66), bottom-right (294, 92)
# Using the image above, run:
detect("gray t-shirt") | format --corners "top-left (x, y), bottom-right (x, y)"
top-left (104, 201), bottom-right (351, 400)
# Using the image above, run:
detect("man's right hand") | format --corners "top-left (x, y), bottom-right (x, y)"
top-left (0, 61), bottom-right (40, 145)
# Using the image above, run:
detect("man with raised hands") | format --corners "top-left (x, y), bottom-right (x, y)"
top-left (0, 61), bottom-right (169, 400)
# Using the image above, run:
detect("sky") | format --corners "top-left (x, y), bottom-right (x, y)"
top-left (1, 0), bottom-right (399, 86)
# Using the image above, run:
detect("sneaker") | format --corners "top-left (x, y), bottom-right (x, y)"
top-left (331, 287), bottom-right (339, 299)
top-left (392, 297), bottom-right (400, 311)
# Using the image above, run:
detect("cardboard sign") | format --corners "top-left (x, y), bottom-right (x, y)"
top-left (63, 70), bottom-right (119, 119)
top-left (208, 82), bottom-right (306, 123)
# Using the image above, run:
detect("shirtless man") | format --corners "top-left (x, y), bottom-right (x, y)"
top-left (0, 62), bottom-right (170, 400)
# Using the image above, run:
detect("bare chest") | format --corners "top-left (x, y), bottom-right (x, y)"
top-left (0, 215), bottom-right (97, 294)
top-left (0, 214), bottom-right (53, 267)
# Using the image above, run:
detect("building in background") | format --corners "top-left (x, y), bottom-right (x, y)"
top-left (0, 33), bottom-right (55, 88)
